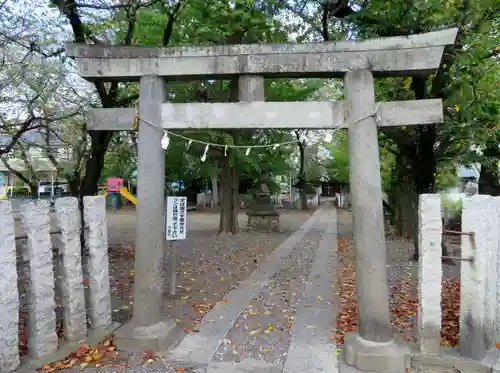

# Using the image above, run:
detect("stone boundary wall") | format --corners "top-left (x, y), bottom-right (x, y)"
top-left (418, 194), bottom-right (500, 360)
top-left (0, 196), bottom-right (111, 373)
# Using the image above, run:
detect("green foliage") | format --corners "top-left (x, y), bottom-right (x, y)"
top-left (435, 169), bottom-right (461, 191)
top-left (441, 195), bottom-right (463, 221)
top-left (100, 135), bottom-right (136, 182)
top-left (323, 131), bottom-right (349, 185)
top-left (323, 131), bottom-right (396, 191)
top-left (118, 2), bottom-right (312, 190)
top-left (34, 0), bottom-right (498, 203)
top-left (358, 0), bottom-right (500, 170)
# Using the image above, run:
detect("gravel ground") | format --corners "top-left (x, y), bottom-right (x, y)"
top-left (105, 209), bottom-right (313, 325)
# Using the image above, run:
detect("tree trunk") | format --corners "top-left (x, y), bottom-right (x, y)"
top-left (404, 77), bottom-right (443, 260)
top-left (478, 139), bottom-right (500, 196)
top-left (297, 140), bottom-right (308, 210)
top-left (69, 178), bottom-right (80, 197)
top-left (298, 179), bottom-right (307, 209)
top-left (410, 127), bottom-right (440, 260)
top-left (387, 133), bottom-right (449, 262)
top-left (218, 154), bottom-right (238, 234)
top-left (217, 76), bottom-right (242, 234)
top-left (78, 132), bottom-right (113, 198)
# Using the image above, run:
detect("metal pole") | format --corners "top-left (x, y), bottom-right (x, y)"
top-left (168, 241), bottom-right (176, 296)
top-left (51, 173), bottom-right (55, 201)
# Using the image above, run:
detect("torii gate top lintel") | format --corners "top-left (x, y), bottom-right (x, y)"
top-left (66, 28), bottom-right (458, 81)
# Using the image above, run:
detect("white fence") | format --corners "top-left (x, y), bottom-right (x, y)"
top-left (196, 193), bottom-right (321, 209)
top-left (418, 194), bottom-right (500, 360)
top-left (274, 193), bottom-right (320, 208)
top-left (0, 197), bottom-right (111, 373)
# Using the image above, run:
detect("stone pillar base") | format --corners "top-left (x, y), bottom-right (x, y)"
top-left (344, 332), bottom-right (411, 373)
top-left (114, 319), bottom-right (176, 352)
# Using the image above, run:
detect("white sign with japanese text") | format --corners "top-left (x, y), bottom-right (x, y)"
top-left (166, 196), bottom-right (187, 240)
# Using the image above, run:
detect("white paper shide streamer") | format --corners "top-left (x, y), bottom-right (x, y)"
top-left (161, 132), bottom-right (170, 150)
top-left (201, 144), bottom-right (209, 162)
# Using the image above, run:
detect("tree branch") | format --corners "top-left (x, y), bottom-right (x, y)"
top-left (326, 0), bottom-right (356, 18)
top-left (0, 157), bottom-right (31, 187)
top-left (430, 0), bottom-right (470, 98)
top-left (161, 0), bottom-right (184, 46)
top-left (0, 117), bottom-right (42, 155)
top-left (321, 3), bottom-right (330, 41)
top-left (75, 0), bottom-right (159, 10)
top-left (0, 31), bottom-right (65, 58)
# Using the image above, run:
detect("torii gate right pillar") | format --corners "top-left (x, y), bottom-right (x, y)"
top-left (343, 68), bottom-right (410, 372)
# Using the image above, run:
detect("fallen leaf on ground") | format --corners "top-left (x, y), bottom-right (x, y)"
top-left (183, 327), bottom-right (200, 333)
top-left (142, 349), bottom-right (155, 363)
top-left (38, 338), bottom-right (122, 372)
top-left (335, 236), bottom-right (461, 346)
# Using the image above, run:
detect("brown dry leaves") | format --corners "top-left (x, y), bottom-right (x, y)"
top-left (142, 349), bottom-right (159, 364)
top-left (335, 238), bottom-right (357, 344)
top-left (441, 278), bottom-right (460, 346)
top-left (39, 338), bottom-right (124, 372)
top-left (335, 238), bottom-right (461, 346)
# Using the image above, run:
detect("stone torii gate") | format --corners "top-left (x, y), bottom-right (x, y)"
top-left (67, 28), bottom-right (457, 372)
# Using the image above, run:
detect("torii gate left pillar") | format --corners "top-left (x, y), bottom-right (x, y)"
top-left (67, 28), bottom-right (457, 371)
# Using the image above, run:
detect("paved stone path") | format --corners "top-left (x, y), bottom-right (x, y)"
top-left (159, 204), bottom-right (339, 373)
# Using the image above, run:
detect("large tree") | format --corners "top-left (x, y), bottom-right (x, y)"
top-left (285, 0), bottom-right (499, 258)
top-left (48, 0), bottom-right (186, 199)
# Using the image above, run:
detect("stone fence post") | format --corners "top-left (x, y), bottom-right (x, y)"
top-left (55, 198), bottom-right (87, 341)
top-left (0, 201), bottom-right (20, 372)
top-left (460, 195), bottom-right (499, 360)
top-left (417, 194), bottom-right (442, 354)
top-left (20, 200), bottom-right (59, 359)
top-left (83, 196), bottom-right (112, 328)
top-left (495, 197), bottom-right (500, 345)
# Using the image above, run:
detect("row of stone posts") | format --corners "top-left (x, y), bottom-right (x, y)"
top-left (418, 194), bottom-right (500, 362)
top-left (0, 197), bottom-right (111, 373)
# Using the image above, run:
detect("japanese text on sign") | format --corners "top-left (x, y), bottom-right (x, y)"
top-left (166, 196), bottom-right (187, 240)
